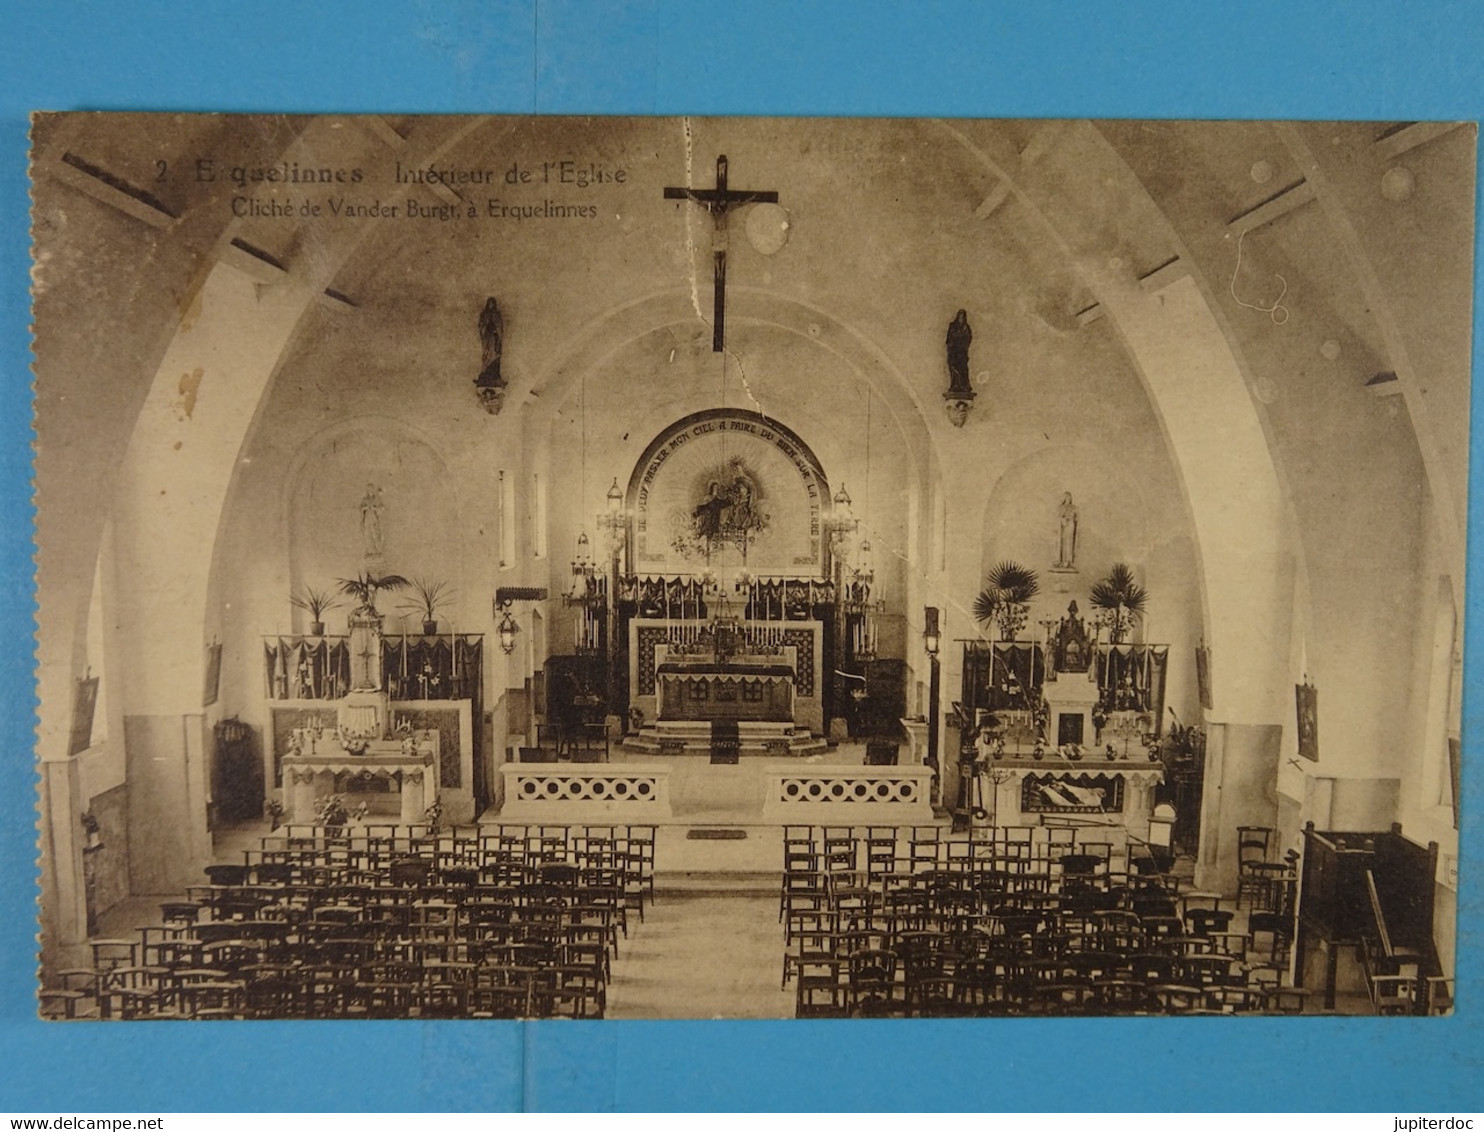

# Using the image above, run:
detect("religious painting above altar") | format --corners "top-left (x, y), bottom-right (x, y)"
top-left (631, 410), bottom-right (830, 574)
top-left (29, 111), bottom-right (1473, 1022)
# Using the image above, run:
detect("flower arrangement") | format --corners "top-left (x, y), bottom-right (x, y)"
top-left (265, 797), bottom-right (285, 831)
top-left (315, 793), bottom-right (349, 828)
top-left (423, 799), bottom-right (444, 837)
top-left (336, 726), bottom-right (370, 756)
top-left (1154, 708), bottom-right (1206, 764)
top-left (973, 560), bottom-right (1041, 641)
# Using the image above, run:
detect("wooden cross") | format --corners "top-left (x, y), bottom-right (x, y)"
top-left (664, 154), bottom-right (779, 352)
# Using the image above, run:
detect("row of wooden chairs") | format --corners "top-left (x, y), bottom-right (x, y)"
top-left (783, 824), bottom-right (1132, 875)
top-left (792, 925), bottom-right (1304, 1018)
top-left (45, 952), bottom-right (608, 1020)
top-left (780, 858), bottom-right (1228, 942)
top-left (240, 823), bottom-right (656, 900)
top-left (796, 953), bottom-right (1311, 1018)
top-left (43, 823), bottom-right (660, 1021)
top-left (784, 845), bottom-right (1303, 1017)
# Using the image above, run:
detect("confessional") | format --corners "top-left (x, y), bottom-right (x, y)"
top-left (1295, 822), bottom-right (1446, 1013)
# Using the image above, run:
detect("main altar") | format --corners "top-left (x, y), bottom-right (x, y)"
top-left (623, 602), bottom-right (827, 755)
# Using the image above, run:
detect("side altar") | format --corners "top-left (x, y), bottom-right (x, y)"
top-left (277, 606), bottom-right (444, 825)
top-left (975, 755), bottom-right (1164, 838)
top-left (624, 613), bottom-right (826, 755)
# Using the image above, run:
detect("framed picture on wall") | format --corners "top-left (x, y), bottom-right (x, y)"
top-left (1195, 644), bottom-right (1213, 711)
top-left (1295, 681), bottom-right (1319, 762)
top-left (66, 672), bottom-right (99, 757)
top-left (1447, 736), bottom-right (1461, 830)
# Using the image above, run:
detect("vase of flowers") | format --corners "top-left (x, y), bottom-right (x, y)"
top-left (423, 799), bottom-right (444, 839)
top-left (1153, 708), bottom-right (1206, 766)
top-left (315, 793), bottom-right (349, 835)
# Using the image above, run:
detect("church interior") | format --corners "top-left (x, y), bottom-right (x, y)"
top-left (32, 114), bottom-right (1471, 1019)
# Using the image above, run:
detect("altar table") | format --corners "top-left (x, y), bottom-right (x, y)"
top-left (655, 661), bottom-right (795, 722)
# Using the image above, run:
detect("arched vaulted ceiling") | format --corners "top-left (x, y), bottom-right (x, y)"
top-left (31, 114), bottom-right (1472, 749)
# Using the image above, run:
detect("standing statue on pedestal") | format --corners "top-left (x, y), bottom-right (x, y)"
top-left (474, 297), bottom-right (507, 415)
top-left (1054, 491), bottom-right (1078, 571)
top-left (943, 309), bottom-right (976, 428)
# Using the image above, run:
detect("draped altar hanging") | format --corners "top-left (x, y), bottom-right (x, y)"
top-left (959, 641), bottom-right (1170, 733)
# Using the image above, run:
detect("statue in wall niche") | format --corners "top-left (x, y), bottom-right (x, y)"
top-left (474, 297), bottom-right (507, 415)
top-left (360, 483), bottom-right (386, 560)
top-left (943, 309), bottom-right (976, 427)
top-left (1054, 491), bottom-right (1079, 571)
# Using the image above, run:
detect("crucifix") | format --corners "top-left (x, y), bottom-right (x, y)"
top-left (354, 638), bottom-right (379, 691)
top-left (664, 154), bottom-right (779, 352)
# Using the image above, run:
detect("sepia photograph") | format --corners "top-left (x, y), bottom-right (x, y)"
top-left (31, 112), bottom-right (1472, 1022)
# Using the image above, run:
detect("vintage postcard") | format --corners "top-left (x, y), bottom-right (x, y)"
top-left (31, 113), bottom-right (1471, 1020)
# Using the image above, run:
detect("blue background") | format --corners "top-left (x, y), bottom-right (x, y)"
top-left (2, 0), bottom-right (1482, 1112)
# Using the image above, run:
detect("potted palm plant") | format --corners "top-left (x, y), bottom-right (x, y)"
top-left (972, 560), bottom-right (1040, 641)
top-left (337, 571), bottom-right (409, 615)
top-left (289, 585), bottom-right (344, 636)
top-left (399, 576), bottom-right (455, 635)
top-left (1089, 562), bottom-right (1148, 644)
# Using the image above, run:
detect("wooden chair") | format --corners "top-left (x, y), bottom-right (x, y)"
top-left (865, 826), bottom-right (899, 879)
top-left (795, 957), bottom-right (849, 1018)
top-left (845, 948), bottom-right (898, 1011)
top-left (1235, 826), bottom-right (1276, 908)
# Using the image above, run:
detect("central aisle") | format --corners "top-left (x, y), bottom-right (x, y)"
top-left (605, 890), bottom-right (795, 1019)
top-left (605, 827), bottom-right (794, 1019)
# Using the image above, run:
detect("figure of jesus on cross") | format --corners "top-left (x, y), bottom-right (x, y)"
top-left (664, 155), bottom-right (779, 352)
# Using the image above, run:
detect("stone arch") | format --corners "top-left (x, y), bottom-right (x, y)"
top-left (933, 119), bottom-right (1297, 727)
top-left (623, 407), bottom-right (834, 577)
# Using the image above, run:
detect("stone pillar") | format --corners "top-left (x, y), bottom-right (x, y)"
top-left (38, 759), bottom-right (87, 980)
top-left (1195, 721), bottom-right (1281, 893)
